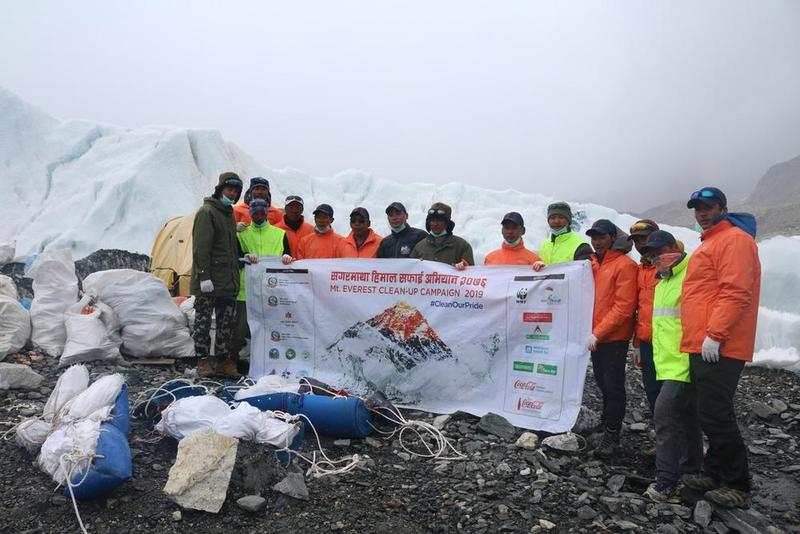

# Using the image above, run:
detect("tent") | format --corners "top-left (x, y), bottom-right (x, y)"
top-left (150, 212), bottom-right (195, 296)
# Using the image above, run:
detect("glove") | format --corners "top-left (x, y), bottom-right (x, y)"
top-left (281, 254), bottom-right (294, 265)
top-left (236, 221), bottom-right (247, 232)
top-left (532, 261), bottom-right (545, 272)
top-left (453, 260), bottom-right (469, 271)
top-left (587, 334), bottom-right (598, 352)
top-left (244, 254), bottom-right (259, 264)
top-left (701, 336), bottom-right (721, 363)
top-left (632, 348), bottom-right (641, 368)
top-left (200, 280), bottom-right (214, 293)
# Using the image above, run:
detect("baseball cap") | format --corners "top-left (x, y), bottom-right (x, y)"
top-left (249, 177), bottom-right (270, 190)
top-left (501, 212), bottom-right (524, 226)
top-left (687, 187), bottom-right (727, 209)
top-left (628, 219), bottom-right (659, 240)
top-left (641, 230), bottom-right (677, 254)
top-left (285, 195), bottom-right (304, 207)
top-left (313, 204), bottom-right (334, 217)
top-left (585, 219), bottom-right (618, 237)
top-left (350, 207), bottom-right (370, 221)
top-left (385, 202), bottom-right (407, 215)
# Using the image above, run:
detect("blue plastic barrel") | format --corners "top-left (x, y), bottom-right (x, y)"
top-left (65, 422), bottom-right (132, 500)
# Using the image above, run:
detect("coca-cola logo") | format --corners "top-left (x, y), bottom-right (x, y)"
top-left (517, 397), bottom-right (544, 411)
top-left (513, 380), bottom-right (536, 391)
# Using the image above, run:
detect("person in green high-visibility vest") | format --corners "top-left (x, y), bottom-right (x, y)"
top-left (640, 230), bottom-right (702, 504)
top-left (532, 202), bottom-right (592, 271)
top-left (227, 198), bottom-right (291, 378)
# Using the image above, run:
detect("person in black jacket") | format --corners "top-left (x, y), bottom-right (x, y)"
top-left (376, 202), bottom-right (428, 259)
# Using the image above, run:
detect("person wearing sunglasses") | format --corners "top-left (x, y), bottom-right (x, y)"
top-left (376, 202), bottom-right (428, 259)
top-left (336, 207), bottom-right (383, 258)
top-left (484, 212), bottom-right (541, 265)
top-left (584, 218), bottom-right (638, 459)
top-left (679, 187), bottom-right (760, 509)
top-left (410, 202), bottom-right (474, 270)
top-left (294, 203), bottom-right (344, 260)
top-left (627, 218), bottom-right (663, 456)
top-left (532, 202), bottom-right (592, 271)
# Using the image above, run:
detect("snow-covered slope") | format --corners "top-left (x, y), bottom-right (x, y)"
top-left (1, 87), bottom-right (797, 372)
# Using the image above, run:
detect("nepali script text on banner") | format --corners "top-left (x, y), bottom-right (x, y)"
top-left (246, 258), bottom-right (594, 433)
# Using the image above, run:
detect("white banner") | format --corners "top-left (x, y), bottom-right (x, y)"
top-left (246, 258), bottom-right (594, 433)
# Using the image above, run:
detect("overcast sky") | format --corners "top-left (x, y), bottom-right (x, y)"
top-left (3, 1), bottom-right (799, 211)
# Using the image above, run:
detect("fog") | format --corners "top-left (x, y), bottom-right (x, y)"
top-left (3, 1), bottom-right (799, 212)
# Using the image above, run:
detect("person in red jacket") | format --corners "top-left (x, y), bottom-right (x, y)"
top-left (336, 207), bottom-right (383, 258)
top-left (680, 187), bottom-right (761, 509)
top-left (628, 219), bottom-right (662, 454)
top-left (585, 219), bottom-right (638, 458)
top-left (484, 212), bottom-right (540, 265)
top-left (275, 195), bottom-right (314, 255)
top-left (294, 204), bottom-right (343, 259)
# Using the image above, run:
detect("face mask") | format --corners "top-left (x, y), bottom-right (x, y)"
top-left (430, 230), bottom-right (448, 238)
top-left (549, 226), bottom-right (570, 238)
top-left (653, 252), bottom-right (684, 277)
top-left (253, 220), bottom-right (268, 228)
top-left (315, 225), bottom-right (330, 234)
top-left (391, 223), bottom-right (407, 233)
top-left (693, 222), bottom-right (704, 233)
top-left (504, 237), bottom-right (522, 247)
top-left (220, 196), bottom-right (234, 206)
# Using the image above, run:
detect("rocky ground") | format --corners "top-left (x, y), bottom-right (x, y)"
top-left (1, 351), bottom-right (798, 534)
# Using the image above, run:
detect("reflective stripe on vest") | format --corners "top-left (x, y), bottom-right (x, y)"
top-left (652, 307), bottom-right (680, 317)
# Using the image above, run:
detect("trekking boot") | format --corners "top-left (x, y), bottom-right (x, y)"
top-left (594, 428), bottom-right (620, 459)
top-left (682, 473), bottom-right (719, 492)
top-left (216, 358), bottom-right (242, 380)
top-left (704, 487), bottom-right (751, 509)
top-left (197, 358), bottom-right (216, 378)
top-left (644, 481), bottom-right (680, 503)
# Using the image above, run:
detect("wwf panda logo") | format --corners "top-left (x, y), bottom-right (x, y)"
top-left (516, 287), bottom-right (529, 303)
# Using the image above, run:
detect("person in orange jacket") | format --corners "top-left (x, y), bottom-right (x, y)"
top-left (337, 207), bottom-right (382, 258)
top-left (293, 203), bottom-right (343, 260)
top-left (233, 177), bottom-right (283, 228)
top-left (627, 219), bottom-right (663, 424)
top-left (585, 219), bottom-right (638, 458)
top-left (679, 187), bottom-right (761, 509)
top-left (484, 212), bottom-right (541, 265)
top-left (275, 195), bottom-right (315, 254)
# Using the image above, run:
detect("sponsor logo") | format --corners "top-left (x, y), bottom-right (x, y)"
top-left (302, 350), bottom-right (312, 361)
top-left (536, 363), bottom-right (558, 376)
top-left (540, 286), bottom-right (562, 305)
top-left (267, 277), bottom-right (278, 288)
top-left (516, 287), bottom-right (529, 304)
top-left (400, 245), bottom-right (411, 256)
top-left (513, 380), bottom-right (536, 391)
top-left (523, 312), bottom-right (553, 323)
top-left (524, 345), bottom-right (548, 355)
top-left (269, 348), bottom-right (280, 359)
top-left (285, 348), bottom-right (297, 360)
top-left (270, 331), bottom-right (281, 342)
top-left (525, 324), bottom-right (551, 341)
top-left (517, 397), bottom-right (544, 411)
top-left (513, 361), bottom-right (535, 372)
top-left (268, 296), bottom-right (279, 307)
top-left (284, 311), bottom-right (293, 320)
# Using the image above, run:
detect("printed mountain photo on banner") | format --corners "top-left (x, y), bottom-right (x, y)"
top-left (322, 301), bottom-right (456, 399)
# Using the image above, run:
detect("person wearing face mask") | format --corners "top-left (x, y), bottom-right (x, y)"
top-left (410, 202), bottom-right (474, 270)
top-left (484, 212), bottom-right (540, 265)
top-left (191, 171), bottom-right (243, 378)
top-left (585, 219), bottom-right (638, 459)
top-left (376, 202), bottom-right (428, 259)
top-left (275, 195), bottom-right (314, 254)
top-left (294, 204), bottom-right (344, 260)
top-left (228, 198), bottom-right (292, 378)
top-left (679, 187), bottom-right (760, 509)
top-left (233, 177), bottom-right (284, 229)
top-left (532, 202), bottom-right (592, 271)
top-left (336, 207), bottom-right (382, 258)
top-left (637, 230), bottom-right (703, 503)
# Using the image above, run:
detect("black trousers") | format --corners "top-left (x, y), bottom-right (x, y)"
top-left (591, 341), bottom-right (628, 432)
top-left (690, 354), bottom-right (750, 492)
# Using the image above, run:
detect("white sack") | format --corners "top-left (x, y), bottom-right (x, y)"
top-left (155, 396), bottom-right (232, 441)
top-left (83, 269), bottom-right (194, 358)
top-left (234, 374), bottom-right (300, 400)
top-left (25, 249), bottom-right (78, 356)
top-left (179, 296), bottom-right (196, 332)
top-left (60, 295), bottom-right (122, 366)
top-left (38, 418), bottom-right (101, 485)
top-left (66, 374), bottom-right (124, 422)
top-left (212, 402), bottom-right (299, 447)
top-left (0, 274), bottom-right (17, 300)
top-left (15, 419), bottom-right (51, 454)
top-left (0, 296), bottom-right (31, 358)
top-left (43, 364), bottom-right (90, 422)
top-left (0, 242), bottom-right (14, 266)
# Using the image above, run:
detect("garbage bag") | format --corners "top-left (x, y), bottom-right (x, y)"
top-left (25, 249), bottom-right (78, 357)
top-left (60, 295), bottom-right (122, 366)
top-left (0, 241), bottom-right (14, 266)
top-left (82, 269), bottom-right (194, 358)
top-left (0, 296), bottom-right (30, 359)
top-left (0, 274), bottom-right (17, 300)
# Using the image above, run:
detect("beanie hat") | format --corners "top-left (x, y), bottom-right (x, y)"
top-left (425, 202), bottom-right (455, 233)
top-left (214, 171), bottom-right (243, 202)
top-left (249, 177), bottom-right (270, 190)
top-left (547, 202), bottom-right (573, 224)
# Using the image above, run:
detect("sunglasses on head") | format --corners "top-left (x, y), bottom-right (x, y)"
top-left (428, 209), bottom-right (448, 217)
top-left (690, 189), bottom-right (716, 200)
top-left (630, 222), bottom-right (655, 233)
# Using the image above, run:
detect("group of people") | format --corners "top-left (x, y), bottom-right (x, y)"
top-left (191, 172), bottom-right (761, 510)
